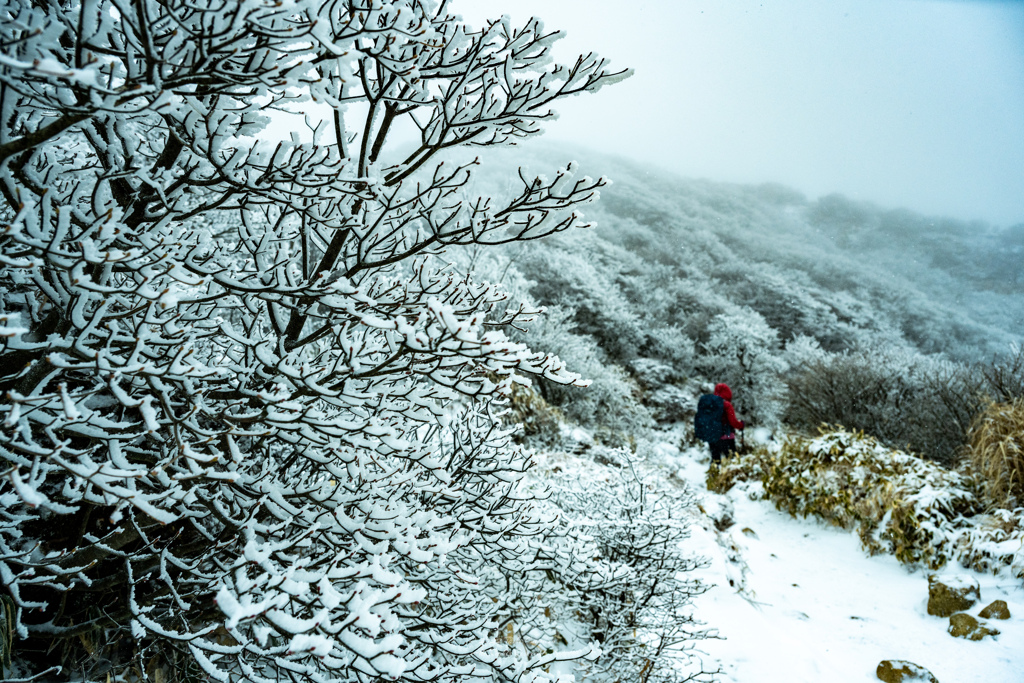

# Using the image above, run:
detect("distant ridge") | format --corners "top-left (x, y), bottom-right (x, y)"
top-left (463, 142), bottom-right (1022, 363)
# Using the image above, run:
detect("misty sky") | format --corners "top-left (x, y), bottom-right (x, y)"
top-left (456, 0), bottom-right (1024, 227)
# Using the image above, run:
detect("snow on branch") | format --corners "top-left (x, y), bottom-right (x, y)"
top-left (0, 0), bottom-right (630, 681)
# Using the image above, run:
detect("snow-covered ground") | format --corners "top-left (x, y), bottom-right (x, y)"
top-left (659, 439), bottom-right (1024, 683)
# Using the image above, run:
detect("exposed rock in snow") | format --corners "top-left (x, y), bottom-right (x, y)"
top-left (979, 599), bottom-right (1011, 620)
top-left (926, 575), bottom-right (980, 617)
top-left (946, 613), bottom-right (999, 641)
top-left (875, 659), bottom-right (939, 682)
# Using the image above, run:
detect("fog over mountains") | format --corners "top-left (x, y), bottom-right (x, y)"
top-left (445, 144), bottom-right (1024, 455)
top-left (489, 144), bottom-right (1023, 357)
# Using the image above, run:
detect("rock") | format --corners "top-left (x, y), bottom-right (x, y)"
top-left (947, 613), bottom-right (977, 638)
top-left (703, 496), bottom-right (735, 531)
top-left (948, 612), bottom-right (1000, 641)
top-left (876, 659), bottom-right (939, 682)
top-left (979, 599), bottom-right (1010, 620)
top-left (927, 575), bottom-right (980, 617)
top-left (973, 624), bottom-right (1001, 641)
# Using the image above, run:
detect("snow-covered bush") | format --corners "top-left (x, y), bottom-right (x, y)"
top-left (448, 241), bottom-right (654, 442)
top-left (511, 305), bottom-right (652, 442)
top-left (542, 450), bottom-right (715, 683)
top-left (697, 309), bottom-right (787, 426)
top-left (629, 359), bottom-right (694, 424)
top-left (952, 508), bottom-right (1024, 578)
top-left (784, 346), bottom-right (981, 465)
top-left (710, 429), bottom-right (1024, 579)
top-left (517, 234), bottom-right (650, 363)
top-left (0, 2), bottom-right (631, 681)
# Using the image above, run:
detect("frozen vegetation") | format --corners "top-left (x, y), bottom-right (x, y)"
top-left (442, 144), bottom-right (1024, 680)
top-left (454, 143), bottom-right (1024, 461)
top-left (1, 2), bottom-right (1022, 683)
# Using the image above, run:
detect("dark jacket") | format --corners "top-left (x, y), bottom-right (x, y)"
top-left (714, 383), bottom-right (744, 441)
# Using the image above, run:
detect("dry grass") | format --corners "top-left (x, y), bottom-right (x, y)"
top-left (710, 429), bottom-right (984, 568)
top-left (712, 428), bottom-right (1024, 578)
top-left (968, 399), bottom-right (1024, 510)
top-left (506, 383), bottom-right (564, 444)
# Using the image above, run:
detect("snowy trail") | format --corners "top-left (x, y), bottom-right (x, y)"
top-left (664, 443), bottom-right (1024, 683)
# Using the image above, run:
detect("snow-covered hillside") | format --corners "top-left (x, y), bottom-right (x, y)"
top-left (464, 144), bottom-right (1024, 366)
top-left (542, 426), bottom-right (1024, 683)
top-left (441, 143), bottom-right (1024, 682)
top-left (447, 145), bottom-right (1024, 466)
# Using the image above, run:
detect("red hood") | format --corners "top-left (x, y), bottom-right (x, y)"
top-left (714, 383), bottom-right (732, 401)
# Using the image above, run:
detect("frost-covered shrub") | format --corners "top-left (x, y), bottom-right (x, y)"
top-left (698, 309), bottom-right (787, 426)
top-left (980, 344), bottom-right (1024, 404)
top-left (786, 343), bottom-right (1024, 467)
top-left (517, 236), bottom-right (649, 363)
top-left (506, 306), bottom-right (652, 440)
top-left (713, 429), bottom-right (1024, 579)
top-left (0, 3), bottom-right (631, 681)
top-left (630, 358), bottom-right (688, 388)
top-left (637, 326), bottom-right (697, 375)
top-left (627, 359), bottom-right (694, 423)
top-left (784, 346), bottom-right (981, 465)
top-left (542, 452), bottom-right (715, 683)
top-left (444, 252), bottom-right (650, 440)
top-left (645, 386), bottom-right (695, 426)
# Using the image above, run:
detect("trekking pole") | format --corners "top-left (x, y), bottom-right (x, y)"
top-left (739, 403), bottom-right (746, 452)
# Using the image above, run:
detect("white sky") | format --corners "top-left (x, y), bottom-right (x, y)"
top-left (455, 0), bottom-right (1024, 226)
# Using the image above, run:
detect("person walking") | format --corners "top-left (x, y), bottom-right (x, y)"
top-left (694, 383), bottom-right (746, 465)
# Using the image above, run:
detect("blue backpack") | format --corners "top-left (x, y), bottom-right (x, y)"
top-left (694, 394), bottom-right (726, 443)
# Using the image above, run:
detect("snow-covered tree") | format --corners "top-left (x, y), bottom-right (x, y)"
top-left (0, 1), bottom-right (629, 680)
top-left (699, 310), bottom-right (787, 426)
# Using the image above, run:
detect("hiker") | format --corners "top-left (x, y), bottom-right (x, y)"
top-left (694, 383), bottom-right (745, 465)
